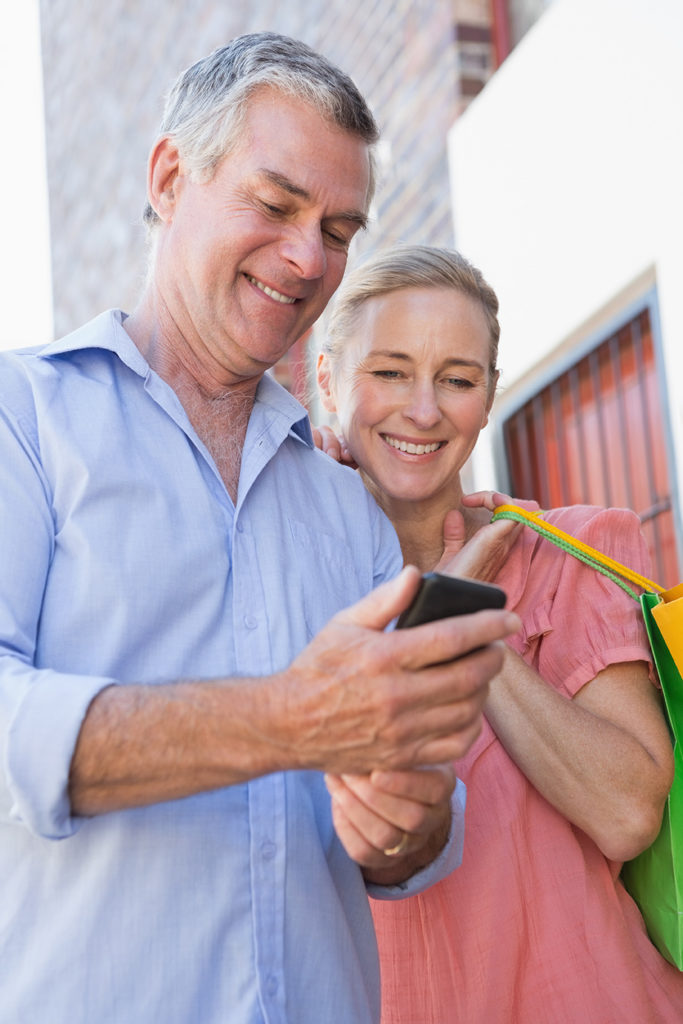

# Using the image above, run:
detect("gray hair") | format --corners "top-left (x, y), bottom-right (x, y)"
top-left (143, 32), bottom-right (379, 229)
top-left (323, 244), bottom-right (501, 388)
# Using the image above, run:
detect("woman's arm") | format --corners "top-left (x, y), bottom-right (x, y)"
top-left (484, 652), bottom-right (673, 861)
top-left (453, 490), bottom-right (673, 862)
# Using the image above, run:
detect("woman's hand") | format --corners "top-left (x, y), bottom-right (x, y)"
top-left (461, 489), bottom-right (516, 515)
top-left (435, 493), bottom-right (521, 581)
top-left (312, 424), bottom-right (358, 468)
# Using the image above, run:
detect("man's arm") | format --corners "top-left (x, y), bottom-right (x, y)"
top-left (70, 567), bottom-right (517, 817)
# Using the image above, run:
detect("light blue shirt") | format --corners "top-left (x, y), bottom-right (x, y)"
top-left (0, 310), bottom-right (466, 1024)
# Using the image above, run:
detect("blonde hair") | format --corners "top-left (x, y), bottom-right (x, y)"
top-left (323, 244), bottom-right (500, 389)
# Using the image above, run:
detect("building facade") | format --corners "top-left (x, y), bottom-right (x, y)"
top-left (451, 0), bottom-right (683, 582)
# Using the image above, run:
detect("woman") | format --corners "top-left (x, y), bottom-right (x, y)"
top-left (316, 244), bottom-right (683, 1022)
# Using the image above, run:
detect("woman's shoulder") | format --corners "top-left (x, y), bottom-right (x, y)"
top-left (538, 503), bottom-right (648, 566)
top-left (497, 498), bottom-right (651, 606)
top-left (507, 497), bottom-right (641, 533)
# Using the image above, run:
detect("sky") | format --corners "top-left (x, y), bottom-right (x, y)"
top-left (0, 0), bottom-right (53, 349)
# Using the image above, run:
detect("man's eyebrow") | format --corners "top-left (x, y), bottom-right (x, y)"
top-left (258, 169), bottom-right (368, 231)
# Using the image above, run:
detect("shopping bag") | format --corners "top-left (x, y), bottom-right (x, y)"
top-left (491, 503), bottom-right (683, 969)
top-left (622, 592), bottom-right (683, 969)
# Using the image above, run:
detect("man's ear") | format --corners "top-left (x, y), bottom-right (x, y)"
top-left (316, 352), bottom-right (338, 414)
top-left (147, 137), bottom-right (181, 224)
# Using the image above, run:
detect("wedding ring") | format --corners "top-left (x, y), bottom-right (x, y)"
top-left (383, 831), bottom-right (410, 857)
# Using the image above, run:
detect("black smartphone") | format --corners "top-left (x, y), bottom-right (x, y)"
top-left (396, 572), bottom-right (506, 628)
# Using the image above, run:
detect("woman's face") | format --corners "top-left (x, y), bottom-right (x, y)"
top-left (318, 286), bottom-right (496, 506)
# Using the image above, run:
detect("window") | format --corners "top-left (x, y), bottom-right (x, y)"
top-left (503, 306), bottom-right (678, 587)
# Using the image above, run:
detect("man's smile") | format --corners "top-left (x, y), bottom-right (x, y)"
top-left (244, 273), bottom-right (298, 304)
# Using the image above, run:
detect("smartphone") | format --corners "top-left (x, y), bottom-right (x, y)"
top-left (396, 572), bottom-right (506, 628)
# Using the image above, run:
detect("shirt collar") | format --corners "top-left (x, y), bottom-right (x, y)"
top-left (256, 373), bottom-right (313, 448)
top-left (38, 309), bottom-right (314, 447)
top-left (37, 309), bottom-right (150, 378)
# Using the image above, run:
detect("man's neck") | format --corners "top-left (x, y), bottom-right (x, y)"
top-left (124, 301), bottom-right (259, 502)
top-left (180, 385), bottom-right (254, 503)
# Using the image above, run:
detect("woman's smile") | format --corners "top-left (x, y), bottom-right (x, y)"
top-left (380, 433), bottom-right (446, 456)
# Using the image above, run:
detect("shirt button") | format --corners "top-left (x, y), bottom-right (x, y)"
top-left (261, 840), bottom-right (276, 860)
top-left (266, 975), bottom-right (278, 997)
top-left (243, 615), bottom-right (258, 630)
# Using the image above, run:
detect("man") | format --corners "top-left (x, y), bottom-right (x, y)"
top-left (0, 33), bottom-right (517, 1023)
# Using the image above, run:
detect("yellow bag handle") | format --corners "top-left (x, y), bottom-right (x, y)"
top-left (492, 503), bottom-right (666, 596)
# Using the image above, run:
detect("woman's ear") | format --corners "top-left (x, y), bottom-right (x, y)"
top-left (147, 137), bottom-right (181, 224)
top-left (316, 352), bottom-right (338, 414)
top-left (482, 369), bottom-right (500, 427)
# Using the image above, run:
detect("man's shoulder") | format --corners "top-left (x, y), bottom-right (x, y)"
top-left (0, 347), bottom-right (42, 422)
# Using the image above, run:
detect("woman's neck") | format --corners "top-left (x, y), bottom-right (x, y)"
top-left (362, 474), bottom-right (470, 572)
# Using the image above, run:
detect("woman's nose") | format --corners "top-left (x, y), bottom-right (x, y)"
top-left (404, 384), bottom-right (442, 429)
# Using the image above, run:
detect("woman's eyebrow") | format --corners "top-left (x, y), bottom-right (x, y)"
top-left (367, 350), bottom-right (485, 370)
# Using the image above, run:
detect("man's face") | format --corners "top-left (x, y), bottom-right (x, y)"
top-left (156, 87), bottom-right (372, 388)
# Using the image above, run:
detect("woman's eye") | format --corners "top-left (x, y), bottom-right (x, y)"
top-left (444, 377), bottom-right (474, 389)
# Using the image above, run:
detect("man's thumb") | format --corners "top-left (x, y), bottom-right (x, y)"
top-left (338, 565), bottom-right (422, 632)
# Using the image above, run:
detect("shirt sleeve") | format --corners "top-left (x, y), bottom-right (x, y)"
top-left (535, 506), bottom-right (654, 698)
top-left (0, 380), bottom-right (116, 840)
top-left (365, 778), bottom-right (466, 901)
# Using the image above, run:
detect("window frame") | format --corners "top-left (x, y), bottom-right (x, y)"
top-left (491, 282), bottom-right (682, 578)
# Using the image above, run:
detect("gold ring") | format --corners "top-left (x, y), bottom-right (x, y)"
top-left (383, 832), bottom-right (410, 857)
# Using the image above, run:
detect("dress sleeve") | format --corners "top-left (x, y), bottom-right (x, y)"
top-left (533, 506), bottom-right (654, 698)
top-left (0, 367), bottom-right (115, 840)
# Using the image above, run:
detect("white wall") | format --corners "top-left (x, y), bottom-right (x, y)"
top-left (0, 0), bottom-right (53, 349)
top-left (449, 0), bottom-right (683, 528)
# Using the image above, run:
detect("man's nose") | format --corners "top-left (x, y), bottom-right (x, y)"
top-left (281, 224), bottom-right (327, 280)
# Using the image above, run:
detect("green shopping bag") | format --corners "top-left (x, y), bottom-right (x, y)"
top-left (492, 504), bottom-right (683, 969)
top-left (621, 593), bottom-right (683, 969)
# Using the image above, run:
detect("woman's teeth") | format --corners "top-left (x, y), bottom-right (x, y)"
top-left (383, 435), bottom-right (442, 455)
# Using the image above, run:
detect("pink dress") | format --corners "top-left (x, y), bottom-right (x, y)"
top-left (371, 503), bottom-right (683, 1023)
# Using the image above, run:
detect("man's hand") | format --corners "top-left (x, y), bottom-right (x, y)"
top-left (275, 565), bottom-right (520, 774)
top-left (70, 565), bottom-right (518, 817)
top-left (324, 765), bottom-right (455, 882)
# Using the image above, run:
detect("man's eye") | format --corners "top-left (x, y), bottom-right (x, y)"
top-left (373, 370), bottom-right (402, 379)
top-left (324, 229), bottom-right (351, 248)
top-left (260, 200), bottom-right (285, 215)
